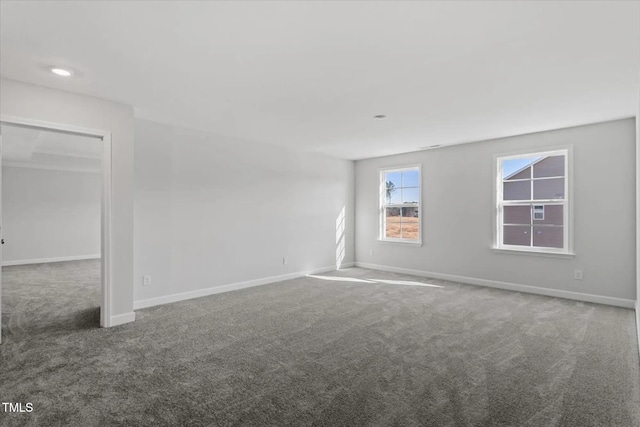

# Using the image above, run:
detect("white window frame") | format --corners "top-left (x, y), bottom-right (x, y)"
top-left (494, 148), bottom-right (573, 256)
top-left (378, 164), bottom-right (422, 245)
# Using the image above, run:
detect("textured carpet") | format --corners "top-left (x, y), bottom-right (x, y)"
top-left (1, 261), bottom-right (639, 426)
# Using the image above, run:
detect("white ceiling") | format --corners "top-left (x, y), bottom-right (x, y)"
top-left (1, 124), bottom-right (102, 173)
top-left (1, 1), bottom-right (638, 160)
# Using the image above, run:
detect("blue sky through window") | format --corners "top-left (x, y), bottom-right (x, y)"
top-left (403, 187), bottom-right (419, 204)
top-left (385, 171), bottom-right (401, 187)
top-left (502, 156), bottom-right (542, 179)
top-left (402, 170), bottom-right (419, 187)
top-left (384, 170), bottom-right (418, 188)
top-left (384, 169), bottom-right (419, 204)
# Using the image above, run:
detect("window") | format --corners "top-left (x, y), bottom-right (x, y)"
top-left (379, 165), bottom-right (421, 243)
top-left (497, 150), bottom-right (569, 253)
top-left (533, 205), bottom-right (545, 220)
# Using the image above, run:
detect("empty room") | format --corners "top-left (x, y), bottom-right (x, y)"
top-left (1, 1), bottom-right (639, 426)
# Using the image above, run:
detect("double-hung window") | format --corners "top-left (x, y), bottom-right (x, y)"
top-left (379, 165), bottom-right (421, 243)
top-left (497, 149), bottom-right (570, 253)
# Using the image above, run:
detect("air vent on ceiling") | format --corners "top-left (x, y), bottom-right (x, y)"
top-left (419, 144), bottom-right (441, 150)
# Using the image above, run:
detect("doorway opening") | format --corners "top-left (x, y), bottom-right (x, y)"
top-left (0, 117), bottom-right (113, 343)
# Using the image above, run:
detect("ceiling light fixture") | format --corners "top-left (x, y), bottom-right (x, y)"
top-left (373, 114), bottom-right (386, 119)
top-left (50, 67), bottom-right (72, 77)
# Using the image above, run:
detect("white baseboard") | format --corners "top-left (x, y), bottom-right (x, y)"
top-left (338, 262), bottom-right (355, 269)
top-left (2, 254), bottom-right (101, 267)
top-left (134, 263), bottom-right (354, 310)
top-left (636, 301), bottom-right (640, 357)
top-left (109, 311), bottom-right (136, 327)
top-left (355, 262), bottom-right (635, 309)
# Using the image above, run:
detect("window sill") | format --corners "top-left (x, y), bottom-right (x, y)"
top-left (492, 247), bottom-right (575, 259)
top-left (378, 238), bottom-right (423, 247)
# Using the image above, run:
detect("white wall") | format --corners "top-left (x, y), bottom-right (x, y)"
top-left (0, 78), bottom-right (135, 322)
top-left (134, 119), bottom-right (355, 306)
top-left (2, 166), bottom-right (100, 264)
top-left (356, 118), bottom-right (636, 303)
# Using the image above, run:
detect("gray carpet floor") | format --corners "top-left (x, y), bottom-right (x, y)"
top-left (1, 260), bottom-right (639, 426)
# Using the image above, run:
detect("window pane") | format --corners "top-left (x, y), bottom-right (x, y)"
top-left (533, 178), bottom-right (564, 200)
top-left (402, 207), bottom-right (419, 218)
top-left (534, 204), bottom-right (563, 225)
top-left (384, 174), bottom-right (401, 204)
top-left (503, 181), bottom-right (531, 201)
top-left (402, 187), bottom-right (420, 204)
top-left (533, 226), bottom-right (563, 248)
top-left (502, 158), bottom-right (532, 180)
top-left (402, 170), bottom-right (419, 187)
top-left (385, 222), bottom-right (401, 239)
top-left (503, 225), bottom-right (531, 246)
top-left (533, 155), bottom-right (564, 178)
top-left (504, 205), bottom-right (531, 225)
top-left (385, 207), bottom-right (401, 222)
top-left (384, 171), bottom-right (401, 186)
top-left (401, 221), bottom-right (419, 240)
top-left (385, 208), bottom-right (401, 238)
top-left (386, 186), bottom-right (401, 204)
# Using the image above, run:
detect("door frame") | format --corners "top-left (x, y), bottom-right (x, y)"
top-left (0, 114), bottom-right (114, 329)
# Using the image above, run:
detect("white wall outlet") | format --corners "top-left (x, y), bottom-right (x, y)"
top-left (574, 270), bottom-right (583, 280)
top-left (283, 257), bottom-right (288, 265)
top-left (143, 275), bottom-right (151, 286)
top-left (369, 249), bottom-right (374, 256)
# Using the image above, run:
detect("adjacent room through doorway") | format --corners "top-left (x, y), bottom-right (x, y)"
top-left (0, 124), bottom-right (103, 339)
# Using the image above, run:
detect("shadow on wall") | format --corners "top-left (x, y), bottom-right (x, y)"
top-left (336, 206), bottom-right (346, 268)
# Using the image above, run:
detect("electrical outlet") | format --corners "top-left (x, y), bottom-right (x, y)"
top-left (369, 249), bottom-right (374, 256)
top-left (283, 257), bottom-right (288, 265)
top-left (143, 275), bottom-right (151, 286)
top-left (574, 270), bottom-right (583, 280)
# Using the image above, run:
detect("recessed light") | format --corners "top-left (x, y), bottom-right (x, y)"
top-left (373, 114), bottom-right (386, 119)
top-left (50, 67), bottom-right (72, 77)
